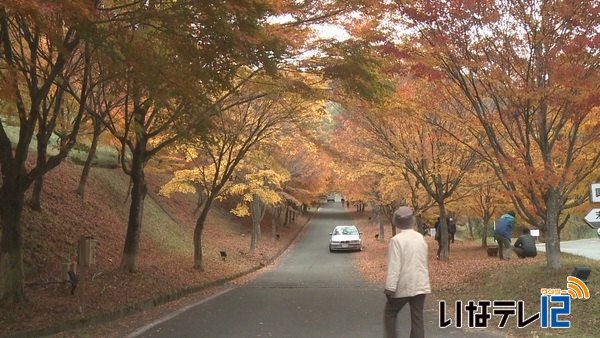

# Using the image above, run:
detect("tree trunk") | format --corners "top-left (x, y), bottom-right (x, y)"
top-left (283, 206), bottom-right (289, 228)
top-left (250, 223), bottom-right (257, 254)
top-left (377, 206), bottom-right (384, 241)
top-left (250, 194), bottom-right (264, 255)
top-left (480, 219), bottom-right (486, 247)
top-left (544, 194), bottom-right (562, 270)
top-left (194, 216), bottom-right (206, 271)
top-left (0, 116), bottom-right (34, 305)
top-left (76, 120), bottom-right (101, 198)
top-left (270, 206), bottom-right (277, 242)
top-left (0, 182), bottom-right (27, 304)
top-left (0, 17), bottom-right (82, 305)
top-left (467, 218), bottom-right (475, 240)
top-left (482, 214), bottom-right (491, 247)
top-left (439, 205), bottom-right (449, 261)
top-left (30, 84), bottom-right (67, 210)
top-left (194, 195), bottom-right (215, 271)
top-left (271, 205), bottom-right (281, 242)
top-left (29, 134), bottom-right (49, 211)
top-left (255, 204), bottom-right (263, 240)
top-left (115, 146), bottom-right (121, 166)
top-left (119, 142), bottom-right (147, 273)
top-left (29, 176), bottom-right (44, 211)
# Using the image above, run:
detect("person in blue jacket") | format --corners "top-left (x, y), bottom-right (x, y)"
top-left (493, 211), bottom-right (516, 260)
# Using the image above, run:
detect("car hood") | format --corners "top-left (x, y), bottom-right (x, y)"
top-left (330, 234), bottom-right (361, 241)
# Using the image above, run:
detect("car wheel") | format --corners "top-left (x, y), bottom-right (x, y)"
top-left (329, 246), bottom-right (333, 252)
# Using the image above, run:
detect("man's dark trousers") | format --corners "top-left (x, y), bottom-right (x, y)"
top-left (384, 293), bottom-right (426, 338)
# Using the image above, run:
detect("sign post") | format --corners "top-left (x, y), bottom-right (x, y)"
top-left (584, 208), bottom-right (600, 228)
top-left (584, 183), bottom-right (600, 229)
top-left (590, 183), bottom-right (600, 203)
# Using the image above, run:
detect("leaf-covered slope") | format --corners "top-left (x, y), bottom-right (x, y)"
top-left (2, 159), bottom-right (306, 336)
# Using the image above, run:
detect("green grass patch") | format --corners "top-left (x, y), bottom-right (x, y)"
top-left (88, 167), bottom-right (192, 255)
top-left (441, 254), bottom-right (600, 337)
top-left (142, 195), bottom-right (193, 255)
top-left (3, 116), bottom-right (121, 168)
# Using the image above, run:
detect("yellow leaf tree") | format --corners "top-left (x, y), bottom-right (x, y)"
top-left (161, 74), bottom-right (323, 270)
top-left (229, 150), bottom-right (290, 254)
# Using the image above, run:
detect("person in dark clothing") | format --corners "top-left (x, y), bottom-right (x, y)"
top-left (434, 218), bottom-right (441, 259)
top-left (493, 211), bottom-right (516, 260)
top-left (513, 228), bottom-right (537, 258)
top-left (448, 218), bottom-right (456, 243)
top-left (435, 217), bottom-right (451, 259)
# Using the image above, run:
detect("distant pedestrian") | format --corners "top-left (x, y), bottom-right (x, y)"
top-left (493, 211), bottom-right (516, 260)
top-left (421, 223), bottom-right (429, 236)
top-left (448, 217), bottom-right (456, 243)
top-left (513, 228), bottom-right (537, 258)
top-left (384, 206), bottom-right (431, 338)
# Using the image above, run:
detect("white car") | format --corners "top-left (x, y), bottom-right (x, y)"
top-left (329, 225), bottom-right (363, 252)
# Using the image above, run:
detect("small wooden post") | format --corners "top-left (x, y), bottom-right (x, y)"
top-left (77, 236), bottom-right (97, 315)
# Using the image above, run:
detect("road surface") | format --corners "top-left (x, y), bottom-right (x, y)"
top-left (127, 203), bottom-right (500, 338)
top-left (536, 238), bottom-right (600, 260)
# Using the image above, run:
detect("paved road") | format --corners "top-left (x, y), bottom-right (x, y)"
top-left (127, 203), bottom-right (501, 338)
top-left (536, 238), bottom-right (600, 260)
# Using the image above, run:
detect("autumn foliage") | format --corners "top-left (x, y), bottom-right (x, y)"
top-left (1, 0), bottom-right (598, 316)
top-left (0, 160), bottom-right (312, 336)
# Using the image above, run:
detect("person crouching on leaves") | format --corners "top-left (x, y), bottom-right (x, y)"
top-left (513, 228), bottom-right (537, 258)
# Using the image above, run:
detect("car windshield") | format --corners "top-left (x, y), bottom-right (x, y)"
top-left (334, 227), bottom-right (358, 236)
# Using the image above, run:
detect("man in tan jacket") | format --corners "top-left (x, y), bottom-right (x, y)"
top-left (384, 206), bottom-right (431, 338)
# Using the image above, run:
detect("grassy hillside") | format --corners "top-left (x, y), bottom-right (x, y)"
top-left (1, 158), bottom-right (310, 336)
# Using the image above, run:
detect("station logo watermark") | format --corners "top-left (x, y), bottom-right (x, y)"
top-left (439, 276), bottom-right (590, 329)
